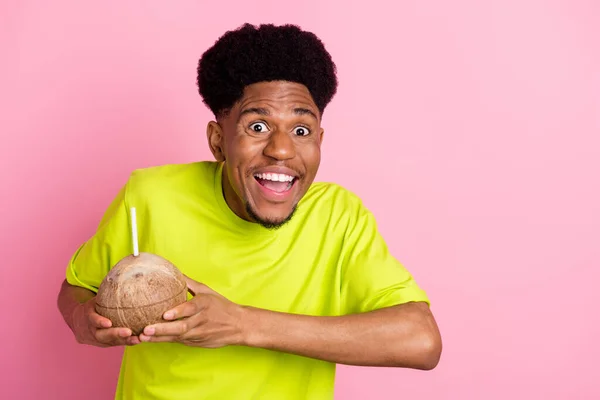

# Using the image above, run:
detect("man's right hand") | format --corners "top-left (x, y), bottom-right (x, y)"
top-left (71, 297), bottom-right (140, 347)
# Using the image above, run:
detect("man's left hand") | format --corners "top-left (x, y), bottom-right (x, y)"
top-left (139, 276), bottom-right (246, 348)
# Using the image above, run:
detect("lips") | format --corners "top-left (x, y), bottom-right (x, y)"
top-left (251, 167), bottom-right (300, 198)
top-left (254, 173), bottom-right (296, 193)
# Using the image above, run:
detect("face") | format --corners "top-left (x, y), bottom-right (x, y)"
top-left (207, 81), bottom-right (324, 229)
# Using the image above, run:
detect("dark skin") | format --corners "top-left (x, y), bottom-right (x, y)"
top-left (209, 80), bottom-right (324, 228)
top-left (57, 81), bottom-right (442, 369)
top-left (57, 280), bottom-right (141, 346)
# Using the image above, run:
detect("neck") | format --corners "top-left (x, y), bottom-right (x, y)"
top-left (221, 164), bottom-right (253, 223)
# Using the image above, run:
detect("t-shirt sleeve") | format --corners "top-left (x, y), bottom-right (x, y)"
top-left (339, 197), bottom-right (430, 315)
top-left (65, 183), bottom-right (134, 293)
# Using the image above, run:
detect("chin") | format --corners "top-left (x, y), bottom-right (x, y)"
top-left (245, 203), bottom-right (298, 230)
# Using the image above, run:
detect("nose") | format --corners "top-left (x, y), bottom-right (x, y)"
top-left (263, 129), bottom-right (296, 160)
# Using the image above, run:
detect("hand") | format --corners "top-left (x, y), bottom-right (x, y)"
top-left (139, 276), bottom-right (246, 348)
top-left (71, 297), bottom-right (140, 347)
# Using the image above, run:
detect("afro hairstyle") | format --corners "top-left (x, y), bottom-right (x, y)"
top-left (197, 23), bottom-right (338, 118)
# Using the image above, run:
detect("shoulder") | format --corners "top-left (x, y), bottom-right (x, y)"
top-left (302, 181), bottom-right (371, 225)
top-left (126, 161), bottom-right (217, 186)
top-left (123, 161), bottom-right (218, 197)
top-left (305, 181), bottom-right (363, 206)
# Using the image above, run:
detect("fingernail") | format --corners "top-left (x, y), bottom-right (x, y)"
top-left (164, 311), bottom-right (174, 319)
top-left (144, 327), bottom-right (155, 335)
top-left (102, 320), bottom-right (112, 328)
top-left (119, 329), bottom-right (130, 337)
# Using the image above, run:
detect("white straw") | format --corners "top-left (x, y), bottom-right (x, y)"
top-left (130, 207), bottom-right (139, 256)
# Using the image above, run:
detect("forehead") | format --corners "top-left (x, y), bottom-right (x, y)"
top-left (235, 81), bottom-right (319, 119)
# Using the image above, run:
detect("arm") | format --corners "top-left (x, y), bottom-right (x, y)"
top-left (140, 278), bottom-right (442, 370)
top-left (59, 182), bottom-right (138, 347)
top-left (57, 279), bottom-right (96, 332)
top-left (243, 300), bottom-right (441, 369)
top-left (57, 279), bottom-right (140, 347)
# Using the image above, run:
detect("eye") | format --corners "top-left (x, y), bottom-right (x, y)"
top-left (249, 122), bottom-right (269, 133)
top-left (294, 126), bottom-right (310, 136)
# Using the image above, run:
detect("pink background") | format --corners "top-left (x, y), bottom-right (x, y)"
top-left (2, 1), bottom-right (599, 399)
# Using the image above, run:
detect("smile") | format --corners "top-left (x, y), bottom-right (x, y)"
top-left (254, 173), bottom-right (297, 193)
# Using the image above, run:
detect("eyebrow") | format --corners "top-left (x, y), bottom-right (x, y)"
top-left (239, 107), bottom-right (270, 118)
top-left (238, 107), bottom-right (319, 121)
top-left (293, 108), bottom-right (318, 121)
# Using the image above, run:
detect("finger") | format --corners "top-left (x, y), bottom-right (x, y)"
top-left (126, 336), bottom-right (141, 346)
top-left (95, 327), bottom-right (133, 344)
top-left (139, 333), bottom-right (179, 343)
top-left (142, 319), bottom-right (192, 337)
top-left (183, 275), bottom-right (214, 296)
top-left (88, 311), bottom-right (112, 329)
top-left (163, 298), bottom-right (202, 320)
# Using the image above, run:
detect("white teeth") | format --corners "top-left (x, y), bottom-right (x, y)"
top-left (254, 173), bottom-right (295, 182)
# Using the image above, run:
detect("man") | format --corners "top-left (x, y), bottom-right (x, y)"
top-left (57, 23), bottom-right (442, 399)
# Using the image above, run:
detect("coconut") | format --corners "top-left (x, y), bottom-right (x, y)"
top-left (95, 252), bottom-right (188, 335)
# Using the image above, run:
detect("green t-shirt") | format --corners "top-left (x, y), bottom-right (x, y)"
top-left (66, 161), bottom-right (430, 400)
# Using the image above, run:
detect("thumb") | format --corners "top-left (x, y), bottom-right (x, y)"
top-left (183, 275), bottom-right (215, 296)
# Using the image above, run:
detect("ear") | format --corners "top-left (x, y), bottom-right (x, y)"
top-left (319, 128), bottom-right (325, 145)
top-left (207, 121), bottom-right (225, 161)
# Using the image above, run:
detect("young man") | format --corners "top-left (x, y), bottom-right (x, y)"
top-left (57, 23), bottom-right (442, 399)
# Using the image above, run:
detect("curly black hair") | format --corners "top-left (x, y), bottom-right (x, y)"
top-left (197, 23), bottom-right (338, 118)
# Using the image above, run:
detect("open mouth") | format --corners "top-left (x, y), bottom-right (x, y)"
top-left (254, 173), bottom-right (297, 193)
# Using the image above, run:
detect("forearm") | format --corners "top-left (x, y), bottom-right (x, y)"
top-left (241, 301), bottom-right (441, 370)
top-left (57, 279), bottom-right (96, 331)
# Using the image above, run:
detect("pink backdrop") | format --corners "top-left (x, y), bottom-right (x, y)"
top-left (2, 1), bottom-right (599, 399)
